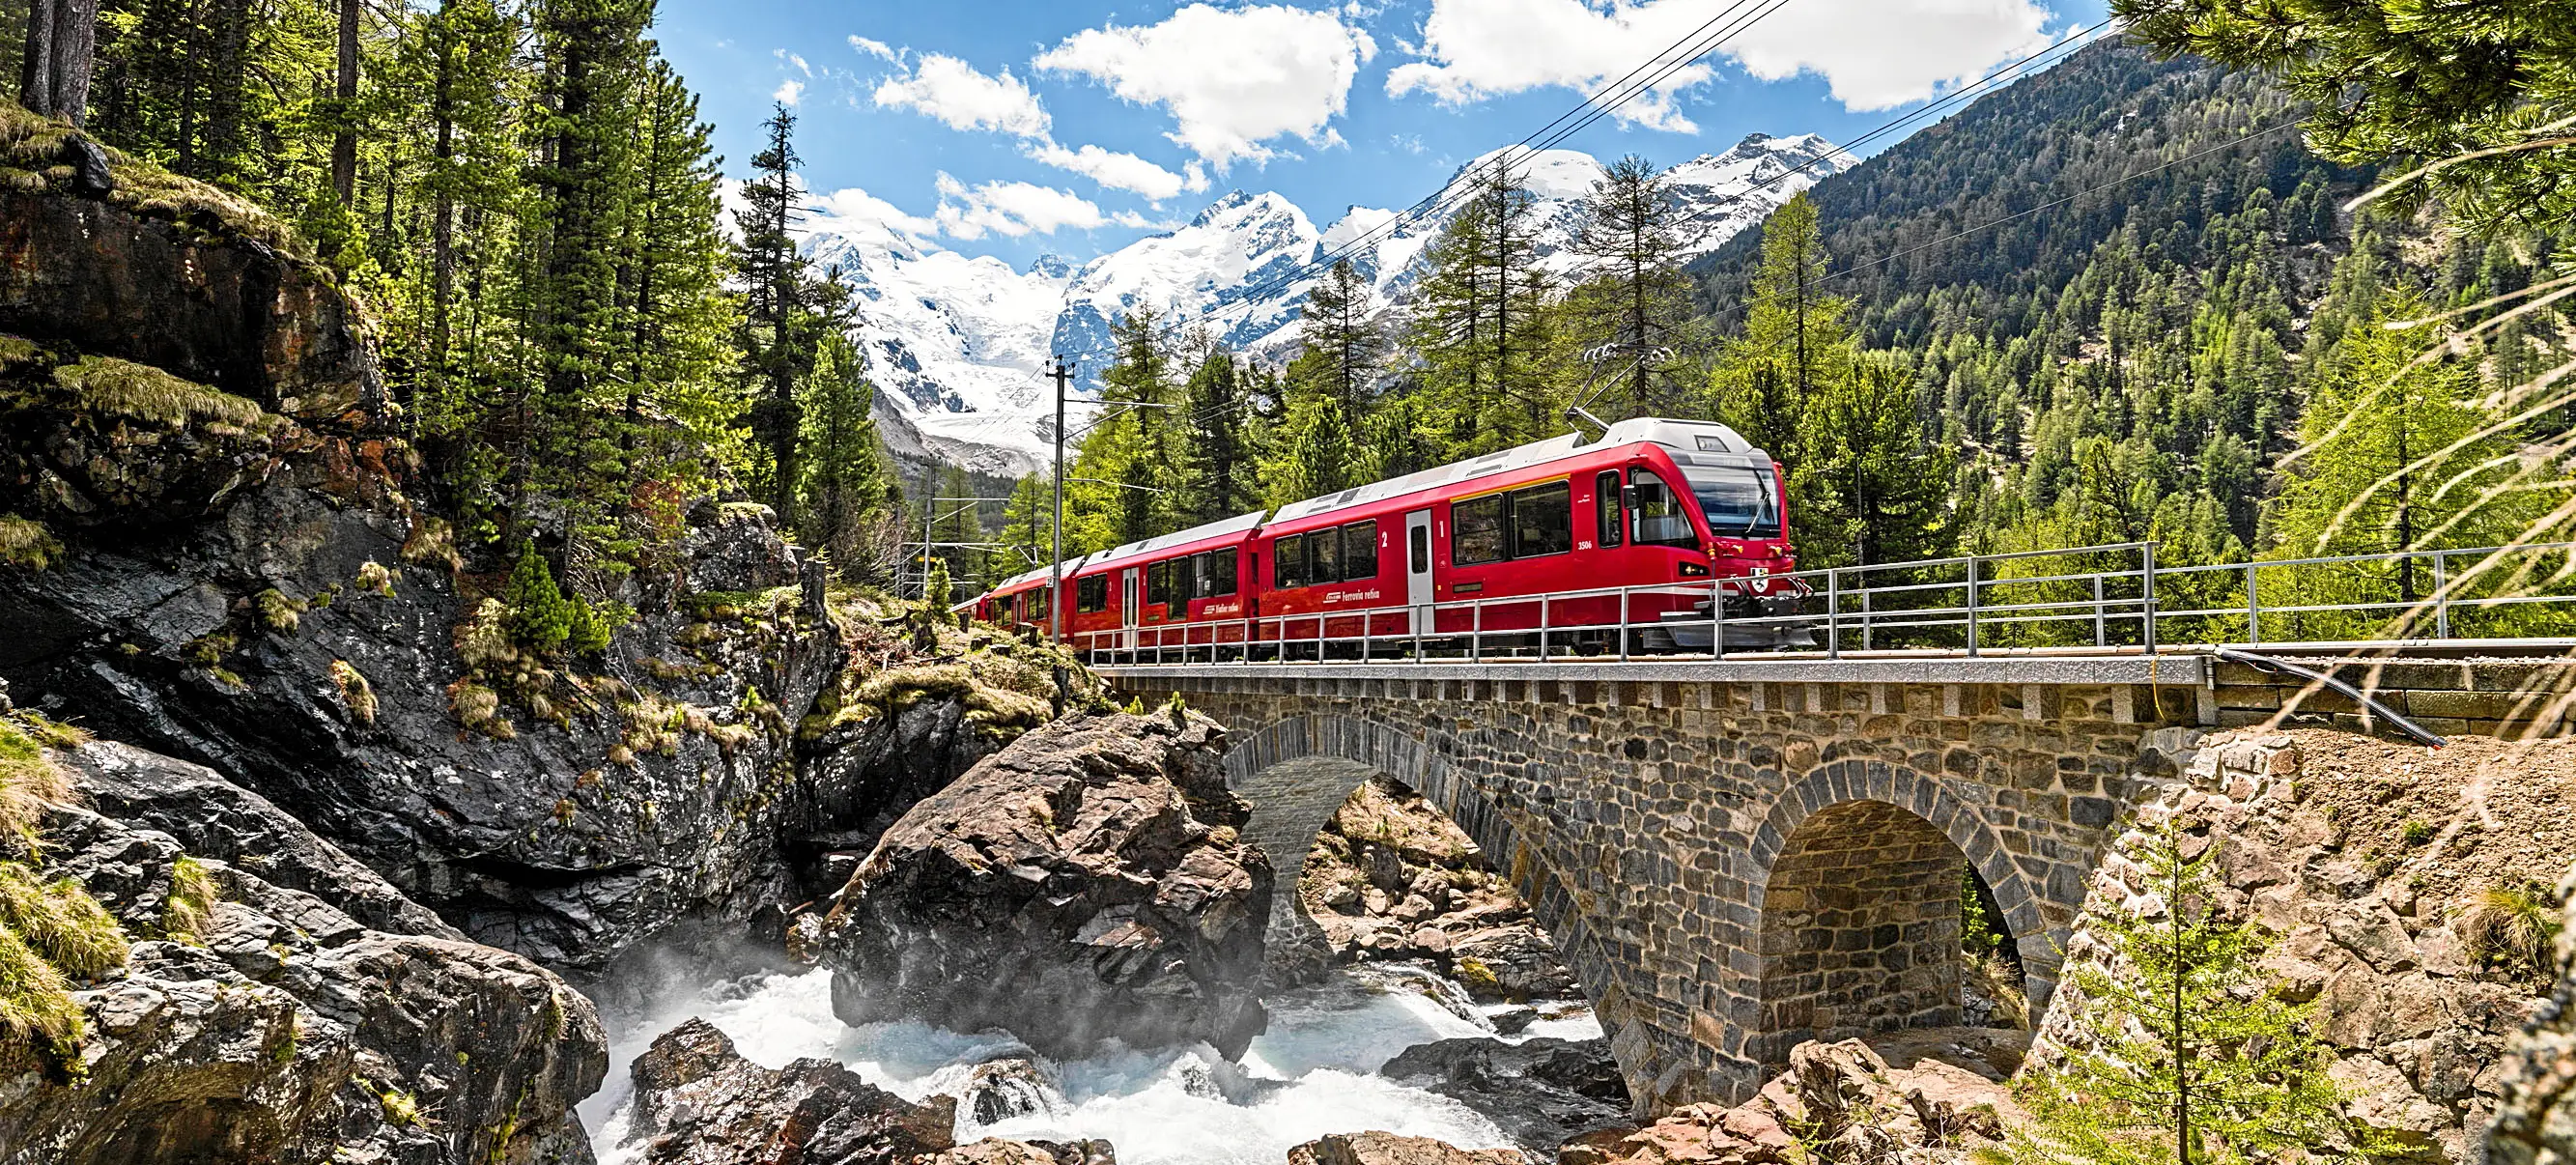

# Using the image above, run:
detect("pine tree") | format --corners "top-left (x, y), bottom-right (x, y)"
top-left (1266, 392), bottom-right (1363, 508)
top-left (1710, 191), bottom-right (1850, 461)
top-left (502, 541), bottom-right (577, 652)
top-left (996, 473), bottom-right (1052, 574)
top-left (1407, 158), bottom-right (1558, 455)
top-left (2003, 819), bottom-right (2358, 1165)
top-left (617, 58), bottom-right (741, 487)
top-left (1177, 348), bottom-right (1260, 524)
top-left (1792, 355), bottom-right (1953, 568)
top-left (1293, 259), bottom-right (1383, 414)
top-left (1069, 307), bottom-right (1178, 547)
top-left (735, 101), bottom-right (817, 523)
top-left (799, 329), bottom-right (891, 580)
top-left (1572, 154), bottom-right (1691, 418)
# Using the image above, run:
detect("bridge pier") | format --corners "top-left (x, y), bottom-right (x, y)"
top-left (1118, 656), bottom-right (2572, 1110)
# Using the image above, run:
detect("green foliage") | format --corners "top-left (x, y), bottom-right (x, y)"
top-left (1569, 154), bottom-right (1693, 419)
top-left (2464, 881), bottom-right (2562, 983)
top-left (1707, 191), bottom-right (1850, 461)
top-left (0, 923), bottom-right (83, 1056)
top-left (1791, 354), bottom-right (1955, 568)
top-left (799, 328), bottom-right (896, 583)
top-left (1403, 161), bottom-right (1562, 455)
top-left (0, 719), bottom-right (72, 848)
top-left (330, 659), bottom-right (377, 724)
top-left (2002, 820), bottom-right (2363, 1165)
top-left (1178, 347), bottom-right (1264, 525)
top-left (501, 542), bottom-right (576, 653)
top-left (2113, 0), bottom-right (2575, 236)
top-left (0, 514), bottom-right (61, 570)
top-left (923, 557), bottom-right (952, 612)
top-left (1960, 863), bottom-right (2006, 956)
top-left (0, 863), bottom-right (129, 979)
top-left (255, 588), bottom-right (303, 633)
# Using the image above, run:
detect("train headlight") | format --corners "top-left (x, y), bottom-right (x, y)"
top-left (1678, 561), bottom-right (1712, 578)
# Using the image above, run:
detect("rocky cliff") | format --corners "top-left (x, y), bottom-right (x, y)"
top-left (0, 112), bottom-right (1064, 980)
top-left (821, 709), bottom-right (1272, 1060)
top-left (0, 700), bottom-right (606, 1163)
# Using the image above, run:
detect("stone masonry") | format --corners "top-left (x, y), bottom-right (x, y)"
top-left (1109, 656), bottom-right (2568, 1114)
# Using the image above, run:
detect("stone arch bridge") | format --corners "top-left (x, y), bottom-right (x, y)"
top-left (1103, 655), bottom-right (2569, 1109)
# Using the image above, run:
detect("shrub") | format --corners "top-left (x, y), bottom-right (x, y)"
top-left (330, 661), bottom-right (377, 725)
top-left (2401, 819), bottom-right (2435, 846)
top-left (0, 515), bottom-right (61, 571)
top-left (502, 543), bottom-right (575, 653)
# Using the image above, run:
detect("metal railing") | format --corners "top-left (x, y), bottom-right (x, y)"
top-left (1062, 540), bottom-right (2576, 666)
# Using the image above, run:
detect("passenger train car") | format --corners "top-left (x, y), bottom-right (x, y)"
top-left (966, 418), bottom-right (1804, 659)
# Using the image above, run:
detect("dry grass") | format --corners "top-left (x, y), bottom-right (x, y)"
top-left (0, 863), bottom-right (127, 978)
top-left (0, 923), bottom-right (82, 1054)
top-left (52, 356), bottom-right (267, 430)
top-left (400, 517), bottom-right (464, 573)
top-left (0, 720), bottom-right (72, 848)
top-left (2463, 881), bottom-right (2562, 983)
top-left (0, 514), bottom-right (61, 571)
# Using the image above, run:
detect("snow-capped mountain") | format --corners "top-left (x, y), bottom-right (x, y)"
top-left (821, 132), bottom-right (1849, 473)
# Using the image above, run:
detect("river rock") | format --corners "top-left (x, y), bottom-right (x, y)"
top-left (1563, 1035), bottom-right (2023, 1165)
top-left (822, 710), bottom-right (1272, 1060)
top-left (625, 1016), bottom-right (957, 1165)
top-left (1287, 1131), bottom-right (1528, 1165)
top-left (1379, 1037), bottom-right (1631, 1152)
top-left (0, 742), bottom-right (606, 1164)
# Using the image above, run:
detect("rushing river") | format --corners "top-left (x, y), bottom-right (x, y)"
top-left (583, 963), bottom-right (1602, 1165)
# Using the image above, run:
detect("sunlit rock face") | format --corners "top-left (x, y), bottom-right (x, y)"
top-left (821, 710), bottom-right (1273, 1060)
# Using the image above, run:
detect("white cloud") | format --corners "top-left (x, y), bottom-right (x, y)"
top-left (789, 53), bottom-right (812, 76)
top-left (806, 185), bottom-right (942, 252)
top-left (932, 174), bottom-right (1122, 240)
top-left (1724, 0), bottom-right (2054, 110)
top-left (773, 78), bottom-right (806, 105)
top-left (874, 53), bottom-right (1052, 138)
top-left (1033, 3), bottom-right (1376, 167)
top-left (1387, 0), bottom-right (2055, 123)
top-left (848, 35), bottom-right (896, 61)
top-left (1025, 142), bottom-right (1208, 201)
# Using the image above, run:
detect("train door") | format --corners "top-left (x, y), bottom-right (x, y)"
top-left (1404, 508), bottom-right (1434, 634)
top-left (1119, 567), bottom-right (1141, 654)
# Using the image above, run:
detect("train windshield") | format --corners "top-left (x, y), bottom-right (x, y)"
top-left (1682, 466), bottom-right (1781, 539)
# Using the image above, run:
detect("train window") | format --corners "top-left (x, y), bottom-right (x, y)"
top-left (1342, 521), bottom-right (1378, 581)
top-left (1076, 575), bottom-right (1109, 613)
top-left (1508, 480), bottom-right (1572, 558)
top-left (1196, 550), bottom-right (1237, 598)
top-left (1409, 525), bottom-right (1430, 573)
top-left (1683, 466), bottom-right (1782, 539)
top-left (1312, 524), bottom-right (1342, 582)
top-left (1453, 495), bottom-right (1506, 565)
top-left (1276, 534), bottom-right (1306, 588)
top-left (1146, 560), bottom-right (1175, 608)
top-left (1596, 470), bottom-right (1624, 549)
top-left (1630, 469), bottom-right (1696, 547)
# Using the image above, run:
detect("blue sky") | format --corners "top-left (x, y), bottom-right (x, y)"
top-left (651, 0), bottom-right (2113, 268)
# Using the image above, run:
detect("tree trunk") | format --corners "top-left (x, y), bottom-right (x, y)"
top-left (20, 0), bottom-right (99, 125)
top-left (331, 0), bottom-right (359, 205)
top-left (20, 0), bottom-right (58, 117)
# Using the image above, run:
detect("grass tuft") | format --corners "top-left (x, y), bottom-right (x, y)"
top-left (162, 855), bottom-right (219, 944)
top-left (0, 720), bottom-right (73, 847)
top-left (53, 355), bottom-right (268, 430)
top-left (0, 863), bottom-right (127, 978)
top-left (2464, 881), bottom-right (2562, 982)
top-left (0, 515), bottom-right (62, 571)
top-left (255, 588), bottom-right (302, 633)
top-left (0, 923), bottom-right (83, 1055)
top-left (354, 560), bottom-right (396, 597)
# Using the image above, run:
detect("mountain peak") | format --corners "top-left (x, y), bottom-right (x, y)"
top-left (1192, 190), bottom-right (1260, 226)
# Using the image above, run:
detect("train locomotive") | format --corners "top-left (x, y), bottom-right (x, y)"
top-left (966, 417), bottom-right (1809, 660)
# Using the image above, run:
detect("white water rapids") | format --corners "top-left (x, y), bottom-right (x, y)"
top-left (583, 963), bottom-right (1602, 1165)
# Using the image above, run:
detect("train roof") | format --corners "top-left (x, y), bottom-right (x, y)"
top-left (1079, 510), bottom-right (1266, 572)
top-left (991, 556), bottom-right (1089, 594)
top-left (1269, 417), bottom-right (1769, 525)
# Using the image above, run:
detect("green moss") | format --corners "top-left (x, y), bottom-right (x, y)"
top-left (0, 334), bottom-right (44, 371)
top-left (400, 517), bottom-right (464, 572)
top-left (0, 514), bottom-right (62, 571)
top-left (330, 660), bottom-right (377, 725)
top-left (53, 355), bottom-right (268, 430)
top-left (162, 855), bottom-right (219, 944)
top-left (380, 1086), bottom-right (420, 1127)
top-left (354, 560), bottom-right (396, 597)
top-left (1, 101), bottom-right (306, 256)
top-left (0, 863), bottom-right (127, 978)
top-left (255, 588), bottom-right (303, 633)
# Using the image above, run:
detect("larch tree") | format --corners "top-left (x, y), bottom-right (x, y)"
top-left (1711, 191), bottom-right (1851, 463)
top-left (1793, 355), bottom-right (1953, 569)
top-left (1294, 258), bottom-right (1383, 414)
top-left (1178, 348), bottom-right (1261, 525)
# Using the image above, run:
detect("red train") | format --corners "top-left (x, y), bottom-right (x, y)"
top-left (966, 418), bottom-right (1807, 659)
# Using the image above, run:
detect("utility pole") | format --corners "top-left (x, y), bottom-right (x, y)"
top-left (1047, 355), bottom-right (1075, 643)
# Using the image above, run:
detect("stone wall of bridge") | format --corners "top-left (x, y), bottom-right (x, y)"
top-left (1118, 670), bottom-right (2195, 1108)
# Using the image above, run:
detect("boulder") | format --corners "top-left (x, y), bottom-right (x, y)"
top-left (1562, 1034), bottom-right (2022, 1165)
top-left (0, 768), bottom-right (606, 1164)
top-left (1378, 1037), bottom-right (1630, 1152)
top-left (821, 711), bottom-right (1272, 1060)
top-left (1285, 1131), bottom-right (1529, 1165)
top-left (624, 1017), bottom-right (957, 1165)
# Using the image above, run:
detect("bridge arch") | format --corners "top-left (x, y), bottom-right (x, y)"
top-left (1734, 759), bottom-right (2063, 1070)
top-left (1220, 715), bottom-right (1650, 1101)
